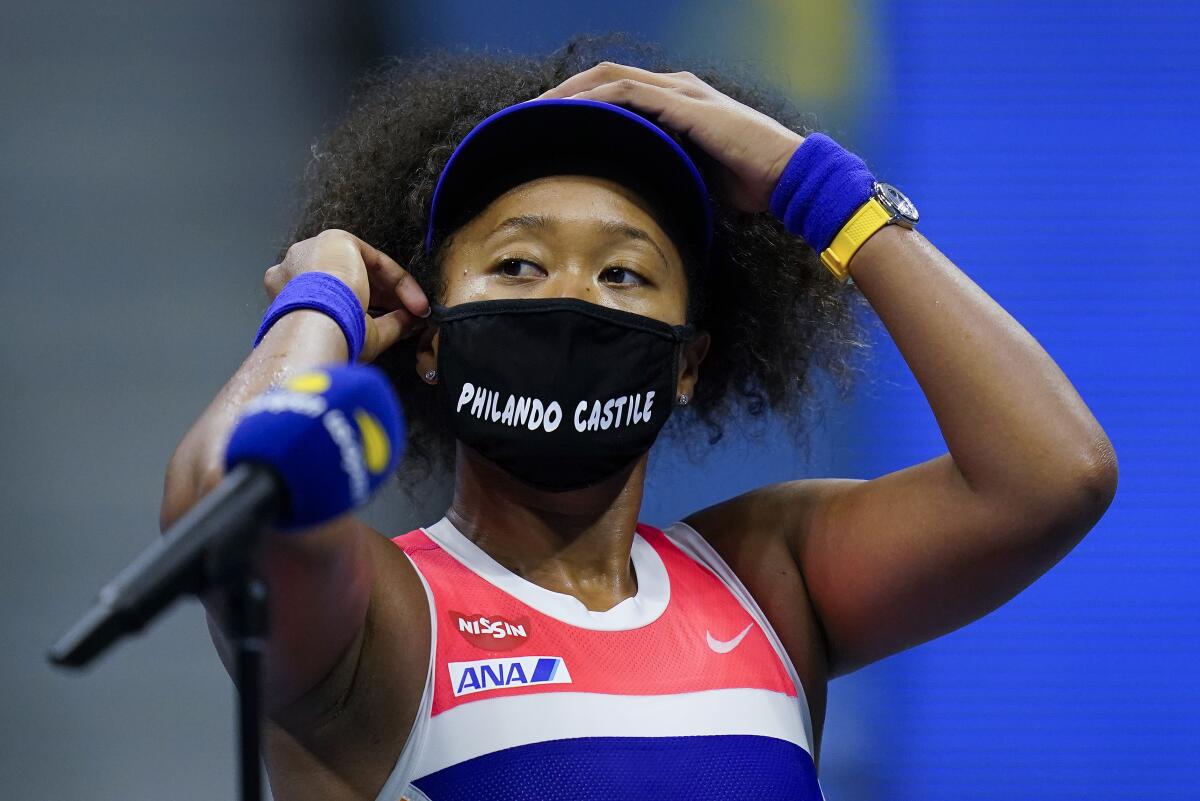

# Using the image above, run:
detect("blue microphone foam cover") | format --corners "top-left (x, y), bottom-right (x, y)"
top-left (224, 364), bottom-right (404, 530)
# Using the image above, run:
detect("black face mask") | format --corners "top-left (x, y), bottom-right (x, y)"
top-left (431, 298), bottom-right (695, 492)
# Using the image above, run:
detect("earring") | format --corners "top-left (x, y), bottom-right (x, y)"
top-left (677, 393), bottom-right (690, 407)
top-left (423, 369), bottom-right (438, 384)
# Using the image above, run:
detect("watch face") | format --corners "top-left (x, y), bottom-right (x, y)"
top-left (875, 182), bottom-right (919, 225)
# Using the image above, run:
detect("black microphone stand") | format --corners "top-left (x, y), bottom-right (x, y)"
top-left (49, 464), bottom-right (282, 801)
top-left (227, 565), bottom-right (269, 801)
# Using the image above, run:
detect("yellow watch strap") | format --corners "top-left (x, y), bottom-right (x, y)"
top-left (819, 197), bottom-right (892, 281)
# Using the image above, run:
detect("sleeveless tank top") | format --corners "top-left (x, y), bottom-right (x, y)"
top-left (376, 516), bottom-right (825, 801)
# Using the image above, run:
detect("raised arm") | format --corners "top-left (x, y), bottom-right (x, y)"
top-left (533, 62), bottom-right (1117, 680)
top-left (692, 225), bottom-right (1117, 678)
top-left (159, 230), bottom-right (430, 719)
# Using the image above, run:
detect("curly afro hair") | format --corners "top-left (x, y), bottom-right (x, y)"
top-left (285, 31), bottom-right (873, 483)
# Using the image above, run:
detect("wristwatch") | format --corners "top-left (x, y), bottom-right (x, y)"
top-left (819, 182), bottom-right (919, 282)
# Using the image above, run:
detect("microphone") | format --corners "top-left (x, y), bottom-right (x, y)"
top-left (48, 364), bottom-right (404, 668)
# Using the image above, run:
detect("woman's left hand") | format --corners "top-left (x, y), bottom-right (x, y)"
top-left (537, 62), bottom-right (804, 214)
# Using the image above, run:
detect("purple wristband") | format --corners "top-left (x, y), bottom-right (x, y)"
top-left (254, 272), bottom-right (366, 362)
top-left (768, 133), bottom-right (876, 253)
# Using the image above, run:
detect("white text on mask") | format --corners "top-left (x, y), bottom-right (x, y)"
top-left (456, 382), bottom-right (563, 432)
top-left (573, 391), bottom-right (655, 432)
top-left (454, 382), bottom-right (655, 433)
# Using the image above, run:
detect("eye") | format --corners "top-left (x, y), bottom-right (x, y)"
top-left (600, 266), bottom-right (646, 286)
top-left (496, 258), bottom-right (545, 278)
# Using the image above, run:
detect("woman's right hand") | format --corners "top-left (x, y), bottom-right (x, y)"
top-left (264, 229), bottom-right (431, 362)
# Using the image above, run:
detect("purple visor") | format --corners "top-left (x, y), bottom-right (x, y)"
top-left (423, 98), bottom-right (714, 264)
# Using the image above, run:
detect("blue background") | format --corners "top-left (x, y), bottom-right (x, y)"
top-left (4, 1), bottom-right (1195, 799)
top-left (859, 3), bottom-right (1199, 798)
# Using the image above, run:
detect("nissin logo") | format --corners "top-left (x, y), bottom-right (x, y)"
top-left (448, 656), bottom-right (572, 697)
top-left (451, 610), bottom-right (530, 651)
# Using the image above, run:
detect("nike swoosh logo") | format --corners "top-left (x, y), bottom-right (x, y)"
top-left (706, 623), bottom-right (754, 654)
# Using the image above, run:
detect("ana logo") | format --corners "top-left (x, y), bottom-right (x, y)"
top-left (448, 656), bottom-right (572, 697)
top-left (451, 610), bottom-right (531, 651)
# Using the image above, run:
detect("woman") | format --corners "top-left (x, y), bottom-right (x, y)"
top-left (161, 35), bottom-right (1117, 801)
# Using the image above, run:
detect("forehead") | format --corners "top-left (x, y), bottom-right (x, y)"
top-left (446, 174), bottom-right (682, 262)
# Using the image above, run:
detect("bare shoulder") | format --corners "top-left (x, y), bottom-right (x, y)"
top-left (682, 480), bottom-right (858, 758)
top-left (264, 520), bottom-right (432, 800)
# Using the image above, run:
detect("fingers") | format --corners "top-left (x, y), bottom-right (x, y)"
top-left (365, 307), bottom-right (426, 361)
top-left (536, 61), bottom-right (705, 139)
top-left (568, 80), bottom-right (702, 136)
top-left (263, 263), bottom-right (287, 297)
top-left (353, 236), bottom-right (431, 319)
top-left (538, 62), bottom-right (702, 100)
top-left (264, 229), bottom-right (433, 362)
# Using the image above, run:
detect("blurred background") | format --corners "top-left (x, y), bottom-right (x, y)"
top-left (3, 1), bottom-right (1197, 799)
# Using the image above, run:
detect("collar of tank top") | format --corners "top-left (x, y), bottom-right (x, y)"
top-left (422, 516), bottom-right (670, 631)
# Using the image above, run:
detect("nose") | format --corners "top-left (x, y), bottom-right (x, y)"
top-left (536, 264), bottom-right (597, 304)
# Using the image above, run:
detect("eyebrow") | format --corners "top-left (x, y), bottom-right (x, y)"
top-left (490, 213), bottom-right (669, 268)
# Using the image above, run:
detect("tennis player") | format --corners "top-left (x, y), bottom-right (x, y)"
top-left (161, 37), bottom-right (1117, 801)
